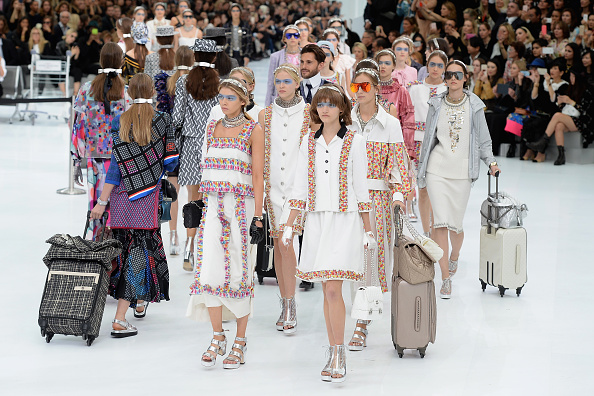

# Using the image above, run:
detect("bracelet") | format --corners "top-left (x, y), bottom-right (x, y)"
top-left (253, 215), bottom-right (264, 222)
top-left (97, 197), bottom-right (109, 206)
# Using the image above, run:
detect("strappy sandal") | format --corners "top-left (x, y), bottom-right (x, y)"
top-left (347, 320), bottom-right (370, 351)
top-left (283, 296), bottom-right (297, 334)
top-left (201, 331), bottom-right (227, 367)
top-left (133, 301), bottom-right (149, 318)
top-left (111, 319), bottom-right (138, 338)
top-left (321, 345), bottom-right (335, 382)
top-left (222, 337), bottom-right (247, 369)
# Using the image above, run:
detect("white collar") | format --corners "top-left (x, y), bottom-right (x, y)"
top-left (352, 103), bottom-right (388, 129)
top-left (304, 73), bottom-right (322, 88)
top-left (507, 16), bottom-right (518, 23)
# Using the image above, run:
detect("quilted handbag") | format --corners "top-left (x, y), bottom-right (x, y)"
top-left (394, 208), bottom-right (436, 285)
top-left (351, 249), bottom-right (384, 320)
top-left (183, 200), bottom-right (204, 229)
top-left (109, 182), bottom-right (160, 230)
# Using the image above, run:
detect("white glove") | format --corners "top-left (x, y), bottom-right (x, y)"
top-left (281, 226), bottom-right (293, 246)
top-left (363, 231), bottom-right (377, 250)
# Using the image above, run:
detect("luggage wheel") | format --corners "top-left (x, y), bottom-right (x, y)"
top-left (418, 347), bottom-right (426, 358)
top-left (395, 344), bottom-right (404, 358)
top-left (258, 276), bottom-right (264, 285)
top-left (480, 280), bottom-right (487, 292)
top-left (45, 333), bottom-right (54, 343)
top-left (498, 285), bottom-right (507, 297)
top-left (86, 336), bottom-right (95, 347)
top-left (516, 286), bottom-right (524, 297)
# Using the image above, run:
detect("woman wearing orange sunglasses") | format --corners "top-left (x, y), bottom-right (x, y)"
top-left (346, 68), bottom-right (412, 352)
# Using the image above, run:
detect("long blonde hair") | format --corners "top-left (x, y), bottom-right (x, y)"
top-left (28, 26), bottom-right (48, 53)
top-left (167, 46), bottom-right (194, 96)
top-left (119, 73), bottom-right (155, 146)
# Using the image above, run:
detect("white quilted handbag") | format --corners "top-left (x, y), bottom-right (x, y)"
top-left (351, 249), bottom-right (384, 320)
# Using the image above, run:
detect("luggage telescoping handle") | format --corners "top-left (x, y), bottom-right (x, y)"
top-left (84, 210), bottom-right (109, 241)
top-left (487, 170), bottom-right (500, 200)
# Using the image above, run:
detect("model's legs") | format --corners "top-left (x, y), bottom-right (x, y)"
top-left (223, 314), bottom-right (249, 365)
top-left (433, 227), bottom-right (449, 280)
top-left (183, 185), bottom-right (200, 270)
top-left (168, 176), bottom-right (181, 254)
top-left (202, 306), bottom-right (225, 363)
top-left (418, 187), bottom-right (432, 234)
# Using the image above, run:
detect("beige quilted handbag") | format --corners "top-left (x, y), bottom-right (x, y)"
top-left (393, 208), bottom-right (436, 285)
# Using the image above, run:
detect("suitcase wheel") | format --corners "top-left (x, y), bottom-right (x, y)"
top-left (516, 286), bottom-right (523, 297)
top-left (418, 347), bottom-right (426, 358)
top-left (86, 336), bottom-right (95, 347)
top-left (480, 280), bottom-right (487, 292)
top-left (395, 344), bottom-right (404, 358)
top-left (258, 276), bottom-right (264, 285)
top-left (498, 285), bottom-right (507, 297)
top-left (45, 333), bottom-right (54, 343)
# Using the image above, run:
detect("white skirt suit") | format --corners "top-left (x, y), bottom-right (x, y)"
top-left (263, 99), bottom-right (310, 237)
top-left (288, 125), bottom-right (372, 282)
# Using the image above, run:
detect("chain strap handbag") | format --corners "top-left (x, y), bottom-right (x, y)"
top-left (394, 208), bottom-right (439, 285)
top-left (351, 247), bottom-right (384, 320)
top-left (182, 200), bottom-right (204, 229)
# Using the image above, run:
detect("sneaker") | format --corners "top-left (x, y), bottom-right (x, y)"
top-left (440, 278), bottom-right (452, 299)
top-left (449, 259), bottom-right (458, 277)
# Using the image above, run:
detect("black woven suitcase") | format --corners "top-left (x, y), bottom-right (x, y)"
top-left (38, 212), bottom-right (122, 346)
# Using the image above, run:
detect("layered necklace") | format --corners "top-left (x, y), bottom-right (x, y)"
top-left (183, 25), bottom-right (194, 32)
top-left (356, 104), bottom-right (378, 131)
top-left (275, 95), bottom-right (301, 108)
top-left (444, 93), bottom-right (468, 152)
top-left (222, 112), bottom-right (247, 128)
top-left (379, 78), bottom-right (393, 86)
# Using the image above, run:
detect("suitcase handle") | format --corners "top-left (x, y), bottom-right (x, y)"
top-left (487, 171), bottom-right (500, 234)
top-left (84, 210), bottom-right (109, 241)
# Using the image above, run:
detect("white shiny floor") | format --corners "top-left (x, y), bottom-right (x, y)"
top-left (1, 58), bottom-right (593, 395)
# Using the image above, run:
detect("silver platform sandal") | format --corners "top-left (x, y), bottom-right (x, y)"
top-left (347, 320), bottom-right (370, 351)
top-left (222, 337), bottom-right (247, 369)
top-left (201, 331), bottom-right (227, 367)
top-left (276, 297), bottom-right (286, 331)
top-left (321, 345), bottom-right (335, 382)
top-left (170, 230), bottom-right (180, 255)
top-left (111, 319), bottom-right (138, 338)
top-left (331, 345), bottom-right (347, 383)
top-left (183, 237), bottom-right (194, 272)
top-left (283, 296), bottom-right (297, 334)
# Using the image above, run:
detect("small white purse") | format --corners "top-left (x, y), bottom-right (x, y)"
top-left (351, 249), bottom-right (384, 320)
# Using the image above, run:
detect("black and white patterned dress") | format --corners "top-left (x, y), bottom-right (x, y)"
top-left (173, 74), bottom-right (218, 186)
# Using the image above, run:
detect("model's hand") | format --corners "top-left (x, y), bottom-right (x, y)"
top-left (90, 203), bottom-right (106, 219)
top-left (489, 165), bottom-right (502, 176)
top-left (281, 225), bottom-right (293, 246)
top-left (73, 161), bottom-right (83, 186)
top-left (363, 231), bottom-right (377, 249)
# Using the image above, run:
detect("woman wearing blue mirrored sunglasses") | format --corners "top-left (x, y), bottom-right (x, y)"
top-left (265, 25), bottom-right (302, 106)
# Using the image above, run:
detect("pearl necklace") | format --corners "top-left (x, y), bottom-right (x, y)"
top-left (275, 95), bottom-right (302, 108)
top-left (183, 25), bottom-right (194, 32)
top-left (356, 105), bottom-right (378, 131)
top-left (379, 79), bottom-right (393, 86)
top-left (222, 112), bottom-right (247, 128)
top-left (445, 93), bottom-right (467, 106)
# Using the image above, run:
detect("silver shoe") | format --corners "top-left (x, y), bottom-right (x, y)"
top-left (170, 230), bottom-right (181, 255)
top-left (408, 198), bottom-right (418, 222)
top-left (201, 331), bottom-right (227, 367)
top-left (440, 277), bottom-right (452, 299)
top-left (222, 337), bottom-right (247, 369)
top-left (330, 345), bottom-right (347, 383)
top-left (321, 345), bottom-right (334, 382)
top-left (283, 296), bottom-right (297, 334)
top-left (449, 259), bottom-right (458, 277)
top-left (276, 297), bottom-right (286, 331)
top-left (133, 301), bottom-right (149, 318)
top-left (183, 237), bottom-right (194, 272)
top-left (111, 319), bottom-right (138, 338)
top-left (347, 320), bottom-right (370, 351)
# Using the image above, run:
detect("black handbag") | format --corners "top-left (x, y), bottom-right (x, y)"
top-left (160, 178), bottom-right (177, 224)
top-left (183, 200), bottom-right (204, 228)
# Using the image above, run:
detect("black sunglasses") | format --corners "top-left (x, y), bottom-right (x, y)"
top-left (444, 71), bottom-right (464, 81)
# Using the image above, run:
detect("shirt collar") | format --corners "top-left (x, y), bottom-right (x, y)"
top-left (304, 72), bottom-right (322, 88)
top-left (352, 103), bottom-right (388, 129)
top-left (314, 123), bottom-right (348, 139)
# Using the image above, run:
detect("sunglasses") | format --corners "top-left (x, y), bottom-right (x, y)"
top-left (444, 71), bottom-right (465, 80)
top-left (275, 78), bottom-right (294, 85)
top-left (395, 47), bottom-right (409, 52)
top-left (217, 94), bottom-right (237, 101)
top-left (183, 15), bottom-right (193, 19)
top-left (378, 60), bottom-right (392, 66)
top-left (428, 61), bottom-right (445, 69)
top-left (285, 32), bottom-right (300, 39)
top-left (317, 102), bottom-right (337, 108)
top-left (350, 82), bottom-right (372, 93)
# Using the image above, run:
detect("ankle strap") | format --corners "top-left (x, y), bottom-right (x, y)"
top-left (213, 330), bottom-right (226, 336)
top-left (234, 336), bottom-right (247, 342)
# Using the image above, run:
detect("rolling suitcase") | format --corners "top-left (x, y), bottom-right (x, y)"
top-left (38, 212), bottom-right (122, 346)
top-left (256, 213), bottom-right (276, 284)
top-left (479, 172), bottom-right (527, 297)
top-left (391, 209), bottom-right (437, 358)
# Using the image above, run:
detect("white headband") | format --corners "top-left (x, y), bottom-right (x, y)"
top-left (123, 34), bottom-right (131, 38)
top-left (175, 65), bottom-right (192, 70)
top-left (221, 78), bottom-right (248, 96)
top-left (98, 68), bottom-right (122, 74)
top-left (355, 68), bottom-right (379, 80)
top-left (194, 62), bottom-right (216, 68)
top-left (318, 85), bottom-right (342, 94)
top-left (133, 98), bottom-right (153, 104)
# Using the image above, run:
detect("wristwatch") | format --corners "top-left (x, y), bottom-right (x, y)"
top-left (489, 161), bottom-right (498, 168)
top-left (97, 197), bottom-right (109, 206)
